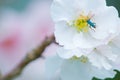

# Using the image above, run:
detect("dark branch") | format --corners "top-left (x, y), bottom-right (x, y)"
top-left (0, 35), bottom-right (55, 80)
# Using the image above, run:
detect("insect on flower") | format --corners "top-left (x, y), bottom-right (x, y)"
top-left (74, 12), bottom-right (96, 32)
top-left (86, 13), bottom-right (96, 31)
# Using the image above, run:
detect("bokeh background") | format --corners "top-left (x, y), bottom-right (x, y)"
top-left (0, 0), bottom-right (120, 80)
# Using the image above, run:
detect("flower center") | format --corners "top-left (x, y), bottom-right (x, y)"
top-left (71, 56), bottom-right (88, 63)
top-left (74, 15), bottom-right (89, 32)
top-left (73, 13), bottom-right (96, 32)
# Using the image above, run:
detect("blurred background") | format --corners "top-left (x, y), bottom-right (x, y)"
top-left (0, 0), bottom-right (56, 80)
top-left (0, 0), bottom-right (120, 80)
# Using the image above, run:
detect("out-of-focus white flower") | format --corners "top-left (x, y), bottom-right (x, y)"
top-left (51, 0), bottom-right (120, 49)
top-left (46, 55), bottom-right (116, 80)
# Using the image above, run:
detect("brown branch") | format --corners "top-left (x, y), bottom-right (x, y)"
top-left (0, 35), bottom-right (55, 80)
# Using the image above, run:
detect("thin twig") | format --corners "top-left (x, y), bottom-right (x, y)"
top-left (0, 35), bottom-right (55, 80)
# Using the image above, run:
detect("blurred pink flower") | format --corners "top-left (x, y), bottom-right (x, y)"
top-left (22, 0), bottom-right (54, 50)
top-left (0, 10), bottom-right (26, 75)
top-left (14, 1), bottom-right (57, 80)
top-left (0, 1), bottom-right (57, 79)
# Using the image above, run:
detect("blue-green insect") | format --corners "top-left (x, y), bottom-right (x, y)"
top-left (87, 19), bottom-right (96, 29)
top-left (86, 13), bottom-right (96, 30)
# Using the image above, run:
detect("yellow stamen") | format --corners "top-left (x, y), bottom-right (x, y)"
top-left (70, 56), bottom-right (80, 60)
top-left (70, 55), bottom-right (88, 63)
top-left (80, 56), bottom-right (88, 63)
top-left (74, 14), bottom-right (89, 32)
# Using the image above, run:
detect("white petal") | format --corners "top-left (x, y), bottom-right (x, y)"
top-left (109, 41), bottom-right (120, 71)
top-left (51, 0), bottom-right (106, 22)
top-left (97, 45), bottom-right (117, 62)
top-left (54, 21), bottom-right (77, 49)
top-left (61, 60), bottom-right (115, 80)
top-left (84, 0), bottom-right (106, 12)
top-left (57, 47), bottom-right (75, 59)
top-left (74, 48), bottom-right (92, 57)
top-left (51, 0), bottom-right (78, 22)
top-left (109, 42), bottom-right (120, 56)
top-left (46, 55), bottom-right (63, 80)
top-left (73, 32), bottom-right (103, 48)
top-left (109, 39), bottom-right (120, 61)
top-left (88, 50), bottom-right (112, 70)
top-left (57, 47), bottom-right (84, 59)
top-left (90, 6), bottom-right (119, 40)
top-left (91, 65), bottom-right (116, 79)
top-left (111, 34), bottom-right (120, 48)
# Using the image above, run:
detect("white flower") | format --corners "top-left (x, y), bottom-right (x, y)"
top-left (87, 31), bottom-right (120, 70)
top-left (56, 32), bottom-right (120, 71)
top-left (51, 0), bottom-right (120, 49)
top-left (88, 45), bottom-right (117, 70)
top-left (46, 34), bottom-right (120, 79)
top-left (46, 55), bottom-right (116, 80)
top-left (57, 45), bottom-right (117, 70)
top-left (57, 36), bottom-right (120, 70)
top-left (57, 47), bottom-right (92, 59)
top-left (49, 0), bottom-right (120, 79)
top-left (107, 34), bottom-right (120, 71)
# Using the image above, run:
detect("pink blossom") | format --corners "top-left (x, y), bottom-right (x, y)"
top-left (0, 1), bottom-right (56, 79)
top-left (0, 10), bottom-right (26, 75)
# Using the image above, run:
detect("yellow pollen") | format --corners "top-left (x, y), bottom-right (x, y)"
top-left (74, 15), bottom-right (89, 32)
top-left (70, 56), bottom-right (80, 60)
top-left (80, 56), bottom-right (88, 63)
top-left (70, 55), bottom-right (88, 63)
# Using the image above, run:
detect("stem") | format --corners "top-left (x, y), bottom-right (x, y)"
top-left (1, 35), bottom-right (55, 80)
